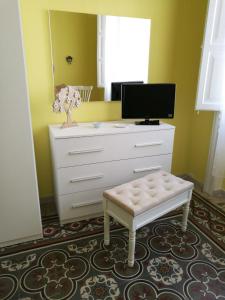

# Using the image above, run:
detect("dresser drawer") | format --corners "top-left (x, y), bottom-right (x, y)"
top-left (58, 189), bottom-right (104, 223)
top-left (56, 154), bottom-right (172, 195)
top-left (53, 129), bottom-right (174, 168)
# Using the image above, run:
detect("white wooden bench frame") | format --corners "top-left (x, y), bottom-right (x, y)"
top-left (103, 189), bottom-right (192, 267)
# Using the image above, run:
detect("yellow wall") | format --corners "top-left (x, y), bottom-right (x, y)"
top-left (20, 0), bottom-right (211, 198)
top-left (171, 0), bottom-right (213, 182)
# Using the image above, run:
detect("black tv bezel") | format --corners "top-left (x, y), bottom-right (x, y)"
top-left (111, 81), bottom-right (144, 101)
top-left (121, 83), bottom-right (176, 121)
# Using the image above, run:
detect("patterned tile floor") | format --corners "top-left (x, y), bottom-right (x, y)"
top-left (0, 190), bottom-right (225, 300)
top-left (181, 175), bottom-right (225, 213)
top-left (198, 187), bottom-right (225, 213)
top-left (0, 191), bottom-right (225, 299)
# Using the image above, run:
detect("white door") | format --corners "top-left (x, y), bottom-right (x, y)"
top-left (0, 0), bottom-right (42, 245)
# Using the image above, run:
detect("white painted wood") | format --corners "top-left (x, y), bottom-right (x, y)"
top-left (0, 0), bottom-right (42, 245)
top-left (103, 199), bottom-right (110, 245)
top-left (53, 193), bottom-right (103, 224)
top-left (49, 121), bottom-right (175, 224)
top-left (133, 192), bottom-right (190, 230)
top-left (196, 0), bottom-right (225, 111)
top-left (50, 123), bottom-right (174, 168)
top-left (49, 122), bottom-right (174, 139)
top-left (203, 111), bottom-right (223, 194)
top-left (57, 188), bottom-right (105, 222)
top-left (107, 200), bottom-right (133, 229)
top-left (128, 230), bottom-right (136, 267)
top-left (182, 199), bottom-right (191, 232)
top-left (57, 154), bottom-right (172, 195)
top-left (103, 185), bottom-right (192, 267)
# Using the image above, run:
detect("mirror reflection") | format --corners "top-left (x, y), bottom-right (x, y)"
top-left (50, 11), bottom-right (151, 101)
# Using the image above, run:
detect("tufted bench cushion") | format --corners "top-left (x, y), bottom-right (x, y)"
top-left (103, 170), bottom-right (194, 217)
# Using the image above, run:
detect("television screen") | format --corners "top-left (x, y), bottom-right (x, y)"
top-left (111, 81), bottom-right (144, 101)
top-left (122, 83), bottom-right (176, 122)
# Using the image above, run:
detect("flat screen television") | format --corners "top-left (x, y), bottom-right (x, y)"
top-left (111, 81), bottom-right (144, 101)
top-left (122, 83), bottom-right (176, 125)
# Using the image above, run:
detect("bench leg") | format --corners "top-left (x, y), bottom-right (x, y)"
top-left (104, 211), bottom-right (110, 245)
top-left (182, 201), bottom-right (190, 232)
top-left (128, 230), bottom-right (136, 267)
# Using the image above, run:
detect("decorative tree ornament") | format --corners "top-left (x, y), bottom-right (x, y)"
top-left (53, 86), bottom-right (81, 128)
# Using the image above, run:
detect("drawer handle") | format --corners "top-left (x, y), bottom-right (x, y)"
top-left (68, 148), bottom-right (104, 155)
top-left (133, 166), bottom-right (162, 173)
top-left (134, 141), bottom-right (163, 148)
top-left (71, 200), bottom-right (101, 209)
top-left (70, 174), bottom-right (104, 183)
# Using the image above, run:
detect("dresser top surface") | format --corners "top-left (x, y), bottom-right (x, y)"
top-left (49, 121), bottom-right (175, 139)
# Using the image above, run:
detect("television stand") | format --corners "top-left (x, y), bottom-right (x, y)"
top-left (135, 119), bottom-right (160, 125)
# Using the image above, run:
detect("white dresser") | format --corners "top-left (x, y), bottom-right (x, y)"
top-left (49, 122), bottom-right (175, 224)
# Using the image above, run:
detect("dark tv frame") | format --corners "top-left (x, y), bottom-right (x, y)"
top-left (111, 81), bottom-right (144, 101)
top-left (121, 83), bottom-right (176, 125)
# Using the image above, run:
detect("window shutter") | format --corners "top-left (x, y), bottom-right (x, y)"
top-left (196, 0), bottom-right (225, 111)
top-left (97, 15), bottom-right (105, 88)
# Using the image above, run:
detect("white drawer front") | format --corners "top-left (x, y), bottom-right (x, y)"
top-left (58, 189), bottom-right (104, 223)
top-left (54, 129), bottom-right (174, 167)
top-left (57, 154), bottom-right (172, 195)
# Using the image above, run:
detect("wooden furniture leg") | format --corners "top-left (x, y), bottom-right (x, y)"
top-left (103, 199), bottom-right (110, 245)
top-left (182, 201), bottom-right (190, 232)
top-left (128, 230), bottom-right (136, 267)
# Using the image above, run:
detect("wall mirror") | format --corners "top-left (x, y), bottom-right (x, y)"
top-left (49, 10), bottom-right (151, 101)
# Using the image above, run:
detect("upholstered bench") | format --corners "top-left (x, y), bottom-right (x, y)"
top-left (103, 171), bottom-right (193, 267)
